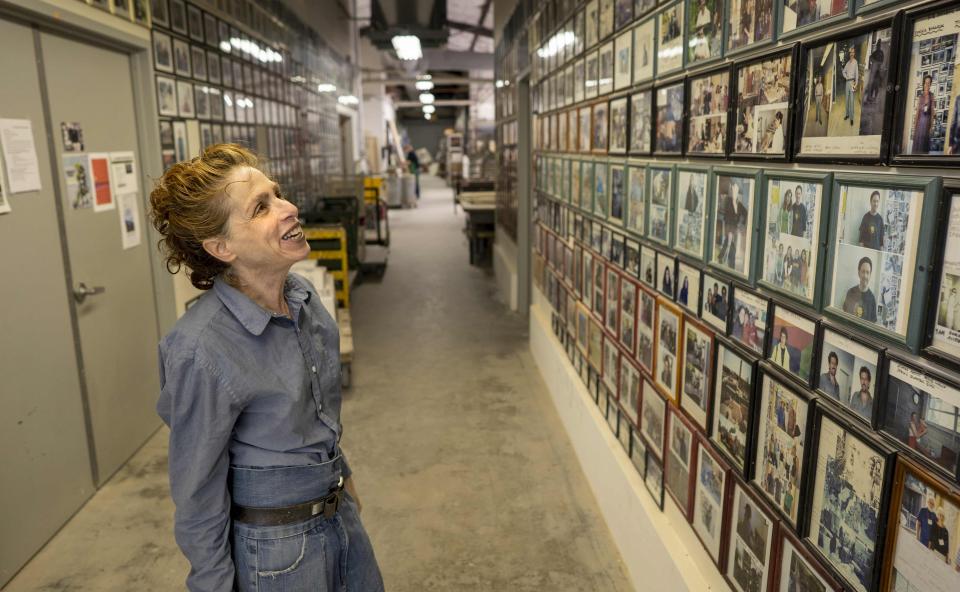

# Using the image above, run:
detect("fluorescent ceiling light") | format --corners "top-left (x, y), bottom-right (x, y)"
top-left (415, 80), bottom-right (434, 91)
top-left (424, 113), bottom-right (432, 120)
top-left (419, 92), bottom-right (435, 104)
top-left (392, 35), bottom-right (422, 61)
top-left (318, 83), bottom-right (337, 93)
top-left (422, 104), bottom-right (436, 114)
top-left (338, 95), bottom-right (359, 105)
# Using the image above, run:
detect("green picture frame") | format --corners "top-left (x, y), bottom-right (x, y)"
top-left (674, 163), bottom-right (712, 262)
top-left (646, 163), bottom-right (676, 248)
top-left (706, 166), bottom-right (763, 285)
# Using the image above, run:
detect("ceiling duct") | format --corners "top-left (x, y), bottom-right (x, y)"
top-left (361, 0), bottom-right (448, 51)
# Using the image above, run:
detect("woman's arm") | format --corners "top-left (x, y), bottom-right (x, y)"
top-left (158, 352), bottom-right (243, 592)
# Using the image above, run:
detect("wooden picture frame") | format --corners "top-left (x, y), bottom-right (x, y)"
top-left (725, 478), bottom-right (779, 592)
top-left (680, 314), bottom-right (715, 432)
top-left (711, 336), bottom-right (760, 477)
top-left (692, 435), bottom-right (732, 569)
top-left (654, 296), bottom-right (684, 403)
top-left (772, 525), bottom-right (843, 592)
top-left (666, 405), bottom-right (699, 520)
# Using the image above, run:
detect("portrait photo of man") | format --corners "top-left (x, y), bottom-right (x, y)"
top-left (771, 327), bottom-right (801, 374)
top-left (820, 351), bottom-right (841, 399)
top-left (858, 190), bottom-right (884, 250)
top-left (842, 256), bottom-right (878, 322)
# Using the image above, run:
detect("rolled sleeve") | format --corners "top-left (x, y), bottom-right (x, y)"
top-left (158, 352), bottom-right (242, 592)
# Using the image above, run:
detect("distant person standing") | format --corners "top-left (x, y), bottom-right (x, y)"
top-left (842, 46), bottom-right (859, 125)
top-left (405, 144), bottom-right (420, 200)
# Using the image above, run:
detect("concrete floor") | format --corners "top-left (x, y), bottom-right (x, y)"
top-left (4, 175), bottom-right (631, 591)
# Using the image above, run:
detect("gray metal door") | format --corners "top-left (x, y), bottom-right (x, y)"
top-left (40, 31), bottom-right (161, 484)
top-left (0, 18), bottom-right (94, 587)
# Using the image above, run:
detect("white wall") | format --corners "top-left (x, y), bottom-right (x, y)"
top-left (494, 227), bottom-right (519, 311)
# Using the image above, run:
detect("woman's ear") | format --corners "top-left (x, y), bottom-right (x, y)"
top-left (202, 236), bottom-right (237, 264)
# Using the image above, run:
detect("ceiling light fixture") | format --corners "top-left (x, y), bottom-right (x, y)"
top-left (392, 35), bottom-right (422, 61)
top-left (415, 80), bottom-right (434, 91)
top-left (424, 113), bottom-right (432, 120)
top-left (338, 95), bottom-right (359, 106)
top-left (317, 83), bottom-right (337, 93)
top-left (419, 92), bottom-right (435, 104)
top-left (422, 104), bottom-right (436, 114)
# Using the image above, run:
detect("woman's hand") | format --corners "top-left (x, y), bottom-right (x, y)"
top-left (344, 476), bottom-right (362, 514)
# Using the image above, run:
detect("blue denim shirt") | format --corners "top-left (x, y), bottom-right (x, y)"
top-left (157, 273), bottom-right (350, 592)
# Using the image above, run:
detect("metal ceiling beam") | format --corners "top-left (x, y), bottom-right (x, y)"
top-left (362, 76), bottom-right (493, 84)
top-left (446, 20), bottom-right (492, 37)
top-left (395, 99), bottom-right (472, 107)
top-left (469, 0), bottom-right (494, 52)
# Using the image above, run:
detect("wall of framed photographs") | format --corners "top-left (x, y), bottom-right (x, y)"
top-left (135, 0), bottom-right (354, 206)
top-left (500, 0), bottom-right (960, 590)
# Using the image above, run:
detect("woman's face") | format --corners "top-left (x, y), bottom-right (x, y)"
top-left (216, 166), bottom-right (309, 273)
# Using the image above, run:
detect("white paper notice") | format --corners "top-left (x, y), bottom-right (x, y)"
top-left (117, 193), bottom-right (142, 250)
top-left (108, 151), bottom-right (139, 195)
top-left (0, 159), bottom-right (11, 215)
top-left (0, 119), bottom-right (42, 193)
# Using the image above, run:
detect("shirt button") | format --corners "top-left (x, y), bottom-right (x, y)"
top-left (311, 365), bottom-right (317, 373)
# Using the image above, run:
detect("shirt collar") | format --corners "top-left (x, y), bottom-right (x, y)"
top-left (214, 274), bottom-right (311, 336)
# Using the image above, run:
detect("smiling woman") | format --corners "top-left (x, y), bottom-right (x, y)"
top-left (148, 144), bottom-right (384, 592)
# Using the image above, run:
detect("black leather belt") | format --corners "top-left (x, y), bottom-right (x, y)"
top-left (232, 478), bottom-right (344, 526)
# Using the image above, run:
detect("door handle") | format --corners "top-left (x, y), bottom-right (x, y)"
top-left (73, 282), bottom-right (106, 304)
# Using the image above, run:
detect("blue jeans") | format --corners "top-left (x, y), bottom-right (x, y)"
top-left (845, 83), bottom-right (855, 120)
top-left (230, 458), bottom-right (384, 592)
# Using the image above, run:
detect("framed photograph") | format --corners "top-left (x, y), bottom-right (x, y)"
top-left (586, 50), bottom-right (600, 99)
top-left (675, 166), bottom-right (710, 260)
top-left (641, 246), bottom-right (657, 289)
top-left (687, 68), bottom-right (731, 156)
top-left (880, 456), bottom-right (960, 592)
top-left (712, 337), bottom-right (759, 474)
top-left (823, 174), bottom-right (941, 351)
top-left (186, 3), bottom-right (204, 42)
top-left (176, 80), bottom-right (195, 118)
top-left (726, 0), bottom-right (775, 55)
top-left (629, 90), bottom-right (653, 154)
top-left (607, 390), bottom-right (620, 435)
top-left (655, 297), bottom-right (683, 402)
top-left (614, 30), bottom-right (633, 91)
top-left (609, 98), bottom-right (629, 154)
top-left (893, 2), bottom-right (960, 166)
top-left (586, 0), bottom-right (600, 48)
top-left (767, 302), bottom-right (818, 386)
top-left (620, 339), bottom-right (642, 417)
top-left (191, 45), bottom-right (207, 81)
top-left (625, 164), bottom-right (646, 235)
top-left (642, 377), bottom-right (668, 460)
top-left (656, 251), bottom-right (677, 300)
top-left (804, 409), bottom-right (895, 592)
top-left (603, 334), bottom-right (620, 393)
top-left (579, 108), bottom-right (593, 152)
top-left (610, 165), bottom-right (626, 228)
top-left (150, 0), bottom-right (169, 28)
top-left (796, 21), bottom-right (898, 163)
top-left (677, 260), bottom-right (702, 315)
top-left (637, 283), bottom-right (657, 373)
top-left (631, 426), bottom-right (649, 477)
top-left (615, 0), bottom-right (634, 31)
top-left (680, 315), bottom-right (714, 431)
top-left (606, 267), bottom-right (622, 338)
top-left (686, 0), bottom-right (724, 65)
top-left (152, 30), bottom-right (173, 73)
top-left (577, 304), bottom-right (591, 355)
top-left (574, 58), bottom-right (586, 104)
top-left (619, 278), bottom-right (637, 356)
top-left (656, 2), bottom-right (684, 75)
top-left (618, 407), bottom-right (634, 451)
top-left (647, 164), bottom-right (674, 246)
top-left (730, 285), bottom-right (769, 356)
top-left (703, 271), bottom-right (732, 333)
top-left (880, 355), bottom-right (960, 483)
top-left (666, 407), bottom-right (698, 518)
top-left (633, 16), bottom-right (656, 84)
top-left (594, 161), bottom-right (609, 220)
top-left (693, 439), bottom-right (730, 566)
top-left (816, 324), bottom-right (883, 425)
top-left (592, 257), bottom-right (606, 321)
top-left (928, 185), bottom-right (960, 365)
top-left (203, 12), bottom-right (217, 47)
top-left (593, 102), bottom-right (609, 153)
top-left (155, 74), bottom-right (178, 117)
top-left (751, 370), bottom-right (811, 528)
top-left (173, 38), bottom-right (191, 77)
top-left (569, 110), bottom-right (579, 153)
top-left (774, 527), bottom-right (843, 592)
top-left (759, 170), bottom-right (830, 307)
top-left (780, 1), bottom-right (850, 38)
top-left (709, 167), bottom-right (760, 282)
top-left (600, 0), bottom-right (615, 40)
top-left (206, 51), bottom-right (221, 85)
top-left (572, 162), bottom-right (583, 210)
top-left (589, 316), bottom-right (604, 371)
top-left (726, 480), bottom-right (777, 592)
top-left (655, 81), bottom-right (685, 155)
top-left (625, 239), bottom-right (641, 277)
top-left (646, 451), bottom-right (666, 509)
top-left (732, 47), bottom-right (797, 159)
top-left (169, 0), bottom-right (186, 35)
top-left (599, 41), bottom-right (615, 95)
top-left (583, 251), bottom-right (595, 312)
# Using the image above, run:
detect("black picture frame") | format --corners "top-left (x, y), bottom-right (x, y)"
top-left (645, 449), bottom-right (666, 509)
top-left (793, 16), bottom-right (902, 165)
top-left (730, 44), bottom-right (800, 162)
top-left (802, 406), bottom-right (896, 592)
top-left (701, 269), bottom-right (733, 334)
top-left (724, 477), bottom-right (779, 592)
top-left (765, 299), bottom-right (820, 388)
top-left (924, 180), bottom-right (960, 369)
top-left (710, 335), bottom-right (761, 479)
top-left (186, 3), bottom-right (204, 43)
top-left (653, 77), bottom-right (686, 156)
top-left (628, 87), bottom-right (655, 155)
top-left (891, 0), bottom-right (960, 166)
top-left (815, 320), bottom-right (886, 429)
top-left (684, 64), bottom-right (733, 158)
top-left (729, 283), bottom-right (771, 358)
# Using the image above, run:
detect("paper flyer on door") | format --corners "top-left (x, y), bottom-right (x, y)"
top-left (0, 118), bottom-right (42, 194)
top-left (87, 152), bottom-right (114, 212)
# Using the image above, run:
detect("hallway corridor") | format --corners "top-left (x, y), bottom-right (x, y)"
top-left (3, 175), bottom-right (630, 591)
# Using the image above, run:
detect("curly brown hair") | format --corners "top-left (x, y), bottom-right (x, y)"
top-left (149, 144), bottom-right (261, 290)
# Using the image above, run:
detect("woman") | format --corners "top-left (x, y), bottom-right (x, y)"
top-left (150, 145), bottom-right (383, 592)
top-left (912, 75), bottom-right (935, 154)
top-left (799, 250), bottom-right (809, 294)
top-left (908, 412), bottom-right (928, 453)
top-left (679, 276), bottom-right (689, 306)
